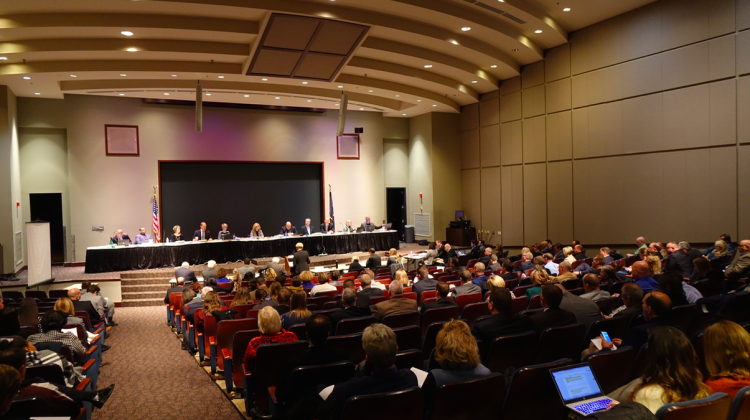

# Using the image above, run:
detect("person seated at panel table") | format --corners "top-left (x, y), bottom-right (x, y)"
top-left (343, 219), bottom-right (355, 233)
top-left (134, 227), bottom-right (153, 244)
top-left (109, 229), bottom-right (131, 245)
top-left (280, 221), bottom-right (297, 236)
top-left (300, 218), bottom-right (316, 236)
top-left (193, 221), bottom-right (211, 241)
top-left (321, 217), bottom-right (334, 234)
top-left (217, 223), bottom-right (231, 240)
top-left (168, 225), bottom-right (184, 242)
top-left (250, 223), bottom-right (264, 238)
top-left (360, 216), bottom-right (378, 232)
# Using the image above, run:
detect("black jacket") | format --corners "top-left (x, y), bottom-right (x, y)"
top-left (531, 307), bottom-right (577, 333)
top-left (164, 285), bottom-right (186, 304)
top-left (293, 250), bottom-right (311, 274)
top-left (330, 306), bottom-right (372, 331)
top-left (420, 297), bottom-right (456, 314)
top-left (664, 251), bottom-right (693, 278)
top-left (73, 300), bottom-right (101, 325)
top-left (175, 267), bottom-right (198, 284)
top-left (471, 313), bottom-right (534, 345)
top-left (366, 254), bottom-right (382, 272)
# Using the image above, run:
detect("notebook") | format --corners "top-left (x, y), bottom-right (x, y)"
top-left (550, 363), bottom-right (616, 416)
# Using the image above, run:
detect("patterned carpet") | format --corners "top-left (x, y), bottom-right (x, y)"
top-left (91, 306), bottom-right (244, 420)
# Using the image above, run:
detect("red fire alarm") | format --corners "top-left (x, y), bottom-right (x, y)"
top-left (16, 202), bottom-right (20, 207)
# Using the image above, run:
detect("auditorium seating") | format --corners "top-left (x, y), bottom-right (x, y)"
top-left (222, 329), bottom-right (261, 393)
top-left (455, 293), bottom-right (482, 311)
top-left (582, 346), bottom-right (637, 394)
top-left (328, 333), bottom-right (366, 364)
top-left (391, 326), bottom-right (421, 351)
top-left (483, 331), bottom-right (536, 374)
top-left (534, 323), bottom-right (585, 364)
top-left (501, 358), bottom-right (572, 420)
top-left (209, 318), bottom-right (258, 374)
top-left (425, 374), bottom-right (505, 420)
top-left (243, 340), bottom-right (309, 415)
top-left (655, 393), bottom-right (731, 420)
top-left (729, 386), bottom-right (750, 420)
top-left (336, 316), bottom-right (376, 335)
top-left (460, 302), bottom-right (490, 327)
top-left (268, 361), bottom-right (356, 415)
top-left (382, 311), bottom-right (420, 329)
top-left (421, 306), bottom-right (459, 335)
top-left (340, 387), bottom-right (423, 420)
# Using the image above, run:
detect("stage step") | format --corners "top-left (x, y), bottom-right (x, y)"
top-left (121, 297), bottom-right (164, 307)
top-left (121, 283), bottom-right (170, 293)
top-left (120, 277), bottom-right (173, 286)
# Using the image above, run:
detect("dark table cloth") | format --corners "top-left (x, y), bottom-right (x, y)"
top-left (84, 231), bottom-right (400, 273)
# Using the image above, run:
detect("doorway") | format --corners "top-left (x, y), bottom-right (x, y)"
top-left (29, 193), bottom-right (65, 264)
top-left (386, 188), bottom-right (407, 241)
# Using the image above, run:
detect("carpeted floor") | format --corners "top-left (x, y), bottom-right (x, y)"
top-left (91, 306), bottom-right (244, 420)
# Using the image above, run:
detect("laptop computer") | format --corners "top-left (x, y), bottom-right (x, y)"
top-left (550, 363), bottom-right (616, 416)
top-left (116, 240), bottom-right (129, 246)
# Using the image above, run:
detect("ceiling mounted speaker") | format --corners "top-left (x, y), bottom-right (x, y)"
top-left (336, 92), bottom-right (348, 137)
top-left (195, 82), bottom-right (203, 133)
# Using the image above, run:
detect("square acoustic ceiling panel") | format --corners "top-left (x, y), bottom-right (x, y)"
top-left (247, 13), bottom-right (369, 81)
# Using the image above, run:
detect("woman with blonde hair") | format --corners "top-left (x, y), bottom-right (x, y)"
top-left (486, 275), bottom-right (514, 299)
top-left (281, 290), bottom-right (311, 330)
top-left (428, 320), bottom-right (491, 391)
top-left (709, 240), bottom-right (729, 260)
top-left (53, 298), bottom-right (85, 328)
top-left (525, 268), bottom-right (550, 299)
top-left (169, 225), bottom-right (183, 242)
top-left (299, 270), bottom-right (315, 292)
top-left (243, 307), bottom-right (298, 372)
top-left (646, 255), bottom-right (662, 275)
top-left (563, 246), bottom-right (575, 264)
top-left (230, 286), bottom-right (252, 307)
top-left (250, 223), bottom-right (264, 238)
top-left (195, 291), bottom-right (229, 333)
top-left (387, 248), bottom-right (399, 266)
top-left (703, 320), bottom-right (750, 396)
top-left (265, 267), bottom-right (277, 282)
top-left (394, 269), bottom-right (409, 287)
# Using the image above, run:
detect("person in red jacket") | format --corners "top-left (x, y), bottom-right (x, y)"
top-left (704, 320), bottom-right (750, 397)
top-left (243, 307), bottom-right (298, 372)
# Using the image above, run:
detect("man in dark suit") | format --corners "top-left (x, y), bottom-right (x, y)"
top-left (556, 283), bottom-right (603, 331)
top-left (110, 229), bottom-right (131, 244)
top-left (365, 248), bottom-right (382, 272)
top-left (531, 284), bottom-right (577, 333)
top-left (300, 218), bottom-right (315, 236)
top-left (293, 243), bottom-right (310, 275)
top-left (613, 291), bottom-right (673, 352)
top-left (320, 217), bottom-right (335, 234)
top-left (348, 256), bottom-right (364, 273)
top-left (515, 252), bottom-right (534, 272)
top-left (356, 275), bottom-right (382, 308)
top-left (280, 221), bottom-right (297, 236)
top-left (192, 222), bottom-right (211, 241)
top-left (573, 244), bottom-right (587, 261)
top-left (360, 216), bottom-right (377, 232)
top-left (68, 288), bottom-right (103, 326)
top-left (412, 265), bottom-right (436, 301)
top-left (330, 289), bottom-right (372, 331)
top-left (599, 247), bottom-right (615, 264)
top-left (202, 260), bottom-right (218, 280)
top-left (175, 262), bottom-right (198, 284)
top-left (608, 283), bottom-right (643, 319)
top-left (664, 242), bottom-right (694, 278)
top-left (471, 288), bottom-right (534, 345)
top-left (371, 282), bottom-right (417, 321)
top-left (437, 243), bottom-right (457, 262)
top-left (498, 260), bottom-right (516, 281)
top-left (479, 247), bottom-right (493, 268)
top-left (420, 281), bottom-right (456, 314)
top-left (164, 277), bottom-right (187, 304)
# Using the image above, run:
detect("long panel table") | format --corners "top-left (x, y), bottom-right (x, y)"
top-left (84, 231), bottom-right (400, 273)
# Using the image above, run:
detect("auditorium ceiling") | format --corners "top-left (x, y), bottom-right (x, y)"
top-left (0, 0), bottom-right (656, 117)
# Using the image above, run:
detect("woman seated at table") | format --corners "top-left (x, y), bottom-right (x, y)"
top-left (250, 223), bottom-right (264, 238)
top-left (169, 225), bottom-right (183, 242)
top-left (243, 307), bottom-right (298, 373)
top-left (281, 291), bottom-right (312, 330)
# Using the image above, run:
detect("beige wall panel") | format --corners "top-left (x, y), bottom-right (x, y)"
top-left (571, 108), bottom-right (589, 159)
top-left (479, 98), bottom-right (500, 127)
top-left (480, 124), bottom-right (501, 167)
top-left (546, 161), bottom-right (573, 242)
top-left (383, 139), bottom-right (409, 187)
top-left (739, 76), bottom-right (750, 144)
top-left (740, 0), bottom-right (750, 30)
top-left (663, 84), bottom-right (710, 150)
top-left (739, 31), bottom-right (750, 75)
top-left (587, 101), bottom-right (623, 157)
top-left (662, 41), bottom-right (710, 90)
top-left (708, 0), bottom-right (737, 37)
top-left (709, 35), bottom-right (736, 80)
top-left (522, 61), bottom-right (545, 89)
top-left (546, 111), bottom-right (572, 161)
top-left (545, 43), bottom-right (571, 83)
top-left (480, 167), bottom-right (501, 232)
top-left (621, 54), bottom-right (663, 98)
top-left (461, 129), bottom-right (480, 169)
top-left (522, 85), bottom-right (545, 118)
top-left (622, 93), bottom-right (664, 154)
top-left (461, 169), bottom-right (481, 227)
top-left (480, 91), bottom-right (500, 101)
top-left (586, 65), bottom-right (623, 105)
top-left (628, 153), bottom-right (665, 240)
top-left (546, 78), bottom-right (571, 114)
top-left (461, 103), bottom-right (479, 132)
top-left (500, 120), bottom-right (523, 165)
top-left (570, 15), bottom-right (623, 75)
top-left (501, 166), bottom-right (524, 245)
top-left (499, 76), bottom-right (521, 95)
top-left (523, 163), bottom-right (547, 243)
top-left (710, 79), bottom-right (737, 146)
top-left (571, 74), bottom-right (588, 109)
top-left (500, 91), bottom-right (522, 122)
top-left (740, 146), bottom-right (750, 238)
top-left (707, 147), bottom-right (737, 237)
top-left (572, 158), bottom-right (613, 243)
top-left (661, 0), bottom-right (711, 50)
top-left (619, 2), bottom-right (664, 60)
top-left (522, 116), bottom-right (546, 163)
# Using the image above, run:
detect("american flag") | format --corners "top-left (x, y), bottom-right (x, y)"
top-left (152, 193), bottom-right (160, 242)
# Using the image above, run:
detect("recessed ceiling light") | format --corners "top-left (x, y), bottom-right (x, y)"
top-left (417, 99), bottom-right (421, 102)
top-left (0, 57), bottom-right (7, 60)
top-left (490, 65), bottom-right (497, 68)
top-left (307, 99), bottom-right (312, 102)
top-left (34, 93), bottom-right (40, 95)
top-left (119, 93), bottom-right (125, 96)
top-left (262, 78), bottom-right (268, 81)
top-left (563, 7), bottom-right (571, 12)
top-left (450, 40), bottom-right (459, 45)
top-left (368, 90), bottom-right (373, 92)
top-left (360, 108), bottom-right (364, 110)
top-left (164, 93), bottom-right (169, 96)
top-left (120, 74), bottom-right (127, 76)
top-left (70, 74), bottom-right (77, 78)
top-left (498, 0), bottom-right (503, 2)
top-left (395, 95), bottom-right (400, 97)
top-left (206, 93), bottom-right (211, 96)
top-left (218, 75), bottom-right (224, 79)
top-left (121, 31), bottom-right (134, 36)
top-left (126, 48), bottom-right (137, 52)
top-left (244, 94), bottom-right (249, 97)
top-left (432, 104), bottom-right (437, 107)
top-left (171, 74), bottom-right (177, 77)
top-left (335, 103), bottom-right (339, 106)
top-left (471, 80), bottom-right (477, 83)
top-left (461, 27), bottom-right (471, 31)
top-left (302, 81), bottom-right (308, 84)
top-left (337, 85), bottom-right (343, 88)
top-left (402, 114), bottom-right (406, 116)
top-left (535, 30), bottom-right (543, 34)
top-left (275, 97), bottom-right (280, 99)
top-left (23, 76), bottom-right (30, 80)
top-left (424, 64), bottom-right (433, 68)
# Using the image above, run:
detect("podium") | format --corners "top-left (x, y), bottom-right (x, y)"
top-left (445, 228), bottom-right (470, 247)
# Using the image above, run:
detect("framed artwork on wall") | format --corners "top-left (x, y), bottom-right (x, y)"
top-left (105, 124), bottom-right (140, 156)
top-left (337, 134), bottom-right (360, 159)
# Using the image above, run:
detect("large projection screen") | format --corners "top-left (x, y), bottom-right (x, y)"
top-left (159, 161), bottom-right (324, 240)
top-left (26, 222), bottom-right (52, 287)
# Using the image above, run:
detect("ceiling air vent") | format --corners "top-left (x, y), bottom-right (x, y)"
top-left (461, 0), bottom-right (526, 25)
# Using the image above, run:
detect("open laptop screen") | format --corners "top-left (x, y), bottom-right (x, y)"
top-left (551, 364), bottom-right (603, 403)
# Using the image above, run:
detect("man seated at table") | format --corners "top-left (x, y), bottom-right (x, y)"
top-left (280, 221), bottom-right (297, 236)
top-left (300, 218), bottom-right (315, 236)
top-left (217, 223), bottom-right (231, 240)
top-left (193, 222), bottom-right (211, 241)
top-left (360, 216), bottom-right (377, 232)
top-left (110, 229), bottom-right (131, 245)
top-left (134, 227), bottom-right (153, 244)
top-left (321, 217), bottom-right (335, 234)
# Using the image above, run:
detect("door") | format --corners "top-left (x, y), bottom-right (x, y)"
top-left (29, 193), bottom-right (65, 264)
top-left (386, 188), bottom-right (407, 241)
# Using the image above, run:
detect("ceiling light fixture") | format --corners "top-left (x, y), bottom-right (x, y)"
top-left (395, 95), bottom-right (400, 97)
top-left (23, 76), bottom-right (31, 80)
top-left (121, 31), bottom-right (134, 36)
top-left (302, 81), bottom-right (308, 84)
top-left (262, 78), bottom-right (268, 81)
top-left (307, 99), bottom-right (312, 102)
top-left (164, 93), bottom-right (169, 95)
top-left (337, 85), bottom-right (343, 88)
top-left (534, 30), bottom-right (543, 33)
top-left (402, 114), bottom-right (406, 116)
top-left (491, 65), bottom-right (497, 68)
top-left (171, 74), bottom-right (177, 77)
top-left (34, 93), bottom-right (40, 95)
top-left (126, 47), bottom-right (138, 52)
top-left (335, 103), bottom-right (339, 106)
top-left (275, 97), bottom-right (280, 99)
top-left (424, 64), bottom-right (433, 68)
top-left (360, 108), bottom-right (364, 110)
top-left (563, 7), bottom-right (571, 12)
top-left (120, 74), bottom-right (127, 76)
top-left (432, 104), bottom-right (437, 107)
top-left (218, 75), bottom-right (224, 79)
top-left (0, 57), bottom-right (7, 60)
top-left (70, 75), bottom-right (77, 78)
top-left (368, 90), bottom-right (373, 92)
top-left (461, 27), bottom-right (471, 31)
top-left (471, 80), bottom-right (477, 83)
top-left (119, 93), bottom-right (125, 96)
top-left (244, 94), bottom-right (249, 97)
top-left (417, 99), bottom-right (421, 102)
top-left (206, 93), bottom-right (211, 96)
top-left (450, 40), bottom-right (459, 45)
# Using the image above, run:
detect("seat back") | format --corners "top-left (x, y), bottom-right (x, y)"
top-left (419, 290), bottom-right (438, 305)
top-left (246, 309), bottom-right (260, 319)
top-left (563, 279), bottom-right (582, 290)
top-left (230, 304), bottom-right (255, 319)
top-left (216, 318), bottom-right (258, 370)
top-left (314, 308), bottom-right (341, 318)
top-left (594, 296), bottom-right (620, 316)
top-left (74, 311), bottom-right (95, 331)
top-left (382, 311), bottom-right (420, 329)
top-left (429, 374), bottom-right (505, 420)
top-left (231, 329), bottom-right (261, 389)
top-left (501, 358), bottom-right (573, 420)
top-left (288, 323), bottom-right (306, 340)
top-left (253, 340), bottom-right (308, 412)
top-left (2, 291), bottom-right (23, 300)
top-left (49, 289), bottom-right (69, 299)
top-left (307, 296), bottom-right (328, 307)
top-left (630, 344), bottom-right (649, 381)
top-left (728, 385), bottom-right (750, 420)
top-left (583, 346), bottom-right (637, 394)
top-left (327, 333), bottom-right (366, 364)
top-left (336, 316), bottom-right (377, 336)
top-left (655, 392), bottom-right (731, 420)
top-left (528, 294), bottom-right (542, 310)
top-left (394, 349), bottom-right (423, 370)
top-left (284, 361), bottom-right (355, 405)
top-left (340, 387), bottom-right (423, 420)
top-left (460, 302), bottom-right (491, 327)
top-left (670, 304), bottom-right (696, 332)
top-left (535, 323), bottom-right (586, 364)
top-left (25, 290), bottom-right (47, 300)
top-left (421, 306), bottom-right (460, 335)
top-left (392, 326), bottom-right (421, 351)
top-left (511, 296), bottom-right (529, 314)
top-left (455, 293), bottom-right (482, 311)
top-left (513, 285), bottom-right (532, 297)
top-left (369, 296), bottom-right (387, 305)
top-left (421, 321), bottom-right (447, 360)
top-left (583, 316), bottom-right (631, 348)
top-left (202, 314), bottom-right (219, 357)
top-left (484, 331), bottom-right (537, 375)
top-left (26, 364), bottom-right (66, 385)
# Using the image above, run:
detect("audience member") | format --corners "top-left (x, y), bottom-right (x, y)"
top-left (497, 260), bottom-right (516, 281)
top-left (691, 257), bottom-right (724, 285)
top-left (293, 243), bottom-right (311, 275)
top-left (183, 283), bottom-right (204, 323)
top-left (421, 281), bottom-right (457, 314)
top-left (525, 268), bottom-right (550, 299)
top-left (17, 298), bottom-right (39, 333)
top-left (452, 269), bottom-right (481, 297)
top-left (486, 275), bottom-right (514, 299)
top-left (657, 272), bottom-right (690, 306)
top-left (532, 284), bottom-right (577, 333)
top-left (371, 282), bottom-right (417, 321)
top-left (330, 289), bottom-right (371, 331)
top-left (310, 272), bottom-right (336, 296)
top-left (67, 288), bottom-right (100, 327)
top-left (613, 291), bottom-right (674, 352)
top-left (365, 248), bottom-right (382, 272)
top-left (164, 277), bottom-right (187, 304)
top-left (0, 364), bottom-right (21, 417)
top-left (394, 269), bottom-right (409, 287)
top-left (663, 242), bottom-right (694, 278)
top-left (488, 254), bottom-right (502, 272)
top-left (437, 242), bottom-right (457, 263)
top-left (53, 298), bottom-right (85, 329)
top-left (257, 283), bottom-right (282, 310)
top-left (202, 260), bottom-right (218, 280)
top-left (646, 255), bottom-right (662, 276)
top-left (243, 307), bottom-right (298, 373)
top-left (562, 246), bottom-right (575, 264)
top-left (1, 337), bottom-right (82, 388)
top-left (573, 244), bottom-right (587, 261)
top-left (281, 291), bottom-right (312, 330)
top-left (553, 261), bottom-right (577, 283)
top-left (299, 271), bottom-right (315, 292)
top-left (708, 240), bottom-right (729, 260)
top-left (608, 283), bottom-right (643, 319)
top-left (703, 320), bottom-right (750, 397)
top-left (543, 253), bottom-right (559, 275)
top-left (515, 253), bottom-right (534, 272)
top-left (238, 258), bottom-right (257, 277)
top-left (412, 265), bottom-right (437, 301)
top-left (471, 289), bottom-right (533, 346)
top-left (27, 311), bottom-right (86, 362)
top-left (195, 292), bottom-right (230, 334)
top-left (631, 261), bottom-right (659, 293)
top-left (348, 255), bottom-right (364, 272)
top-left (555, 284), bottom-right (603, 331)
top-left (725, 239), bottom-right (750, 288)
top-left (580, 274), bottom-right (611, 301)
top-left (471, 263), bottom-right (489, 295)
top-left (275, 288), bottom-right (292, 316)
top-left (386, 248), bottom-right (399, 266)
top-left (479, 247), bottom-right (493, 267)
top-left (230, 287), bottom-right (253, 307)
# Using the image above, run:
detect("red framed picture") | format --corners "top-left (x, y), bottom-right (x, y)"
top-left (105, 124), bottom-right (140, 156)
top-left (337, 134), bottom-right (360, 159)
